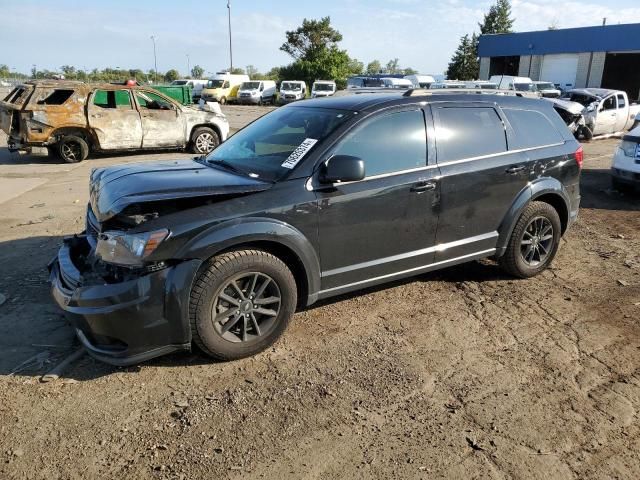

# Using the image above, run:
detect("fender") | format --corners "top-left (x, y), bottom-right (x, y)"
top-left (176, 217), bottom-right (321, 305)
top-left (495, 177), bottom-right (571, 257)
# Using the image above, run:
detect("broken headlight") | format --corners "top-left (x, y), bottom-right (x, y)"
top-left (95, 229), bottom-right (169, 267)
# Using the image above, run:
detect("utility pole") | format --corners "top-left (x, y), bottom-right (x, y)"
top-left (150, 35), bottom-right (158, 83)
top-left (227, 0), bottom-right (233, 72)
top-left (186, 54), bottom-right (190, 77)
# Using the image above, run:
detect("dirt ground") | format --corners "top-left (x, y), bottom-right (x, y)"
top-left (0, 104), bottom-right (638, 480)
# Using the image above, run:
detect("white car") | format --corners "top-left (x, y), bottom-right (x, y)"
top-left (489, 75), bottom-right (540, 98)
top-left (611, 125), bottom-right (640, 191)
top-left (533, 81), bottom-right (562, 98)
top-left (311, 80), bottom-right (336, 97)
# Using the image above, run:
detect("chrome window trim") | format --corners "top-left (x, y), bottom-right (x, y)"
top-left (321, 231), bottom-right (498, 278)
top-left (436, 142), bottom-right (566, 167)
top-left (319, 248), bottom-right (496, 295)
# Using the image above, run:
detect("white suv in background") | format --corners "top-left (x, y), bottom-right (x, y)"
top-left (611, 125), bottom-right (640, 191)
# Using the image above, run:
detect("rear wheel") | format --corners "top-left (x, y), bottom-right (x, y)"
top-left (190, 250), bottom-right (297, 361)
top-left (56, 135), bottom-right (89, 163)
top-left (499, 201), bottom-right (562, 278)
top-left (190, 127), bottom-right (220, 155)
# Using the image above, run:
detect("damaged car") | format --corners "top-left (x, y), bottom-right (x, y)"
top-left (559, 88), bottom-right (640, 137)
top-left (50, 92), bottom-right (581, 366)
top-left (0, 80), bottom-right (229, 162)
top-left (546, 97), bottom-right (592, 140)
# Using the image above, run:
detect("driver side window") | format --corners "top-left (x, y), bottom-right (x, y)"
top-left (136, 91), bottom-right (174, 110)
top-left (601, 96), bottom-right (617, 111)
top-left (332, 110), bottom-right (427, 177)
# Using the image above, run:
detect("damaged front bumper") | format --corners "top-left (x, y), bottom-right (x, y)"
top-left (49, 235), bottom-right (202, 366)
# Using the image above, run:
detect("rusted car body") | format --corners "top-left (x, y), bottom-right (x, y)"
top-left (0, 80), bottom-right (229, 162)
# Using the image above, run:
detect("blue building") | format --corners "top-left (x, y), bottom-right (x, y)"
top-left (478, 23), bottom-right (640, 99)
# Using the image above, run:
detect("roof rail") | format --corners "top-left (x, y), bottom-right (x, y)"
top-left (403, 88), bottom-right (519, 97)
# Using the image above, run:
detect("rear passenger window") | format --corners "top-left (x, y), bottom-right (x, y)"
top-left (333, 110), bottom-right (427, 177)
top-left (503, 109), bottom-right (564, 149)
top-left (434, 107), bottom-right (506, 162)
top-left (93, 90), bottom-right (132, 109)
top-left (36, 89), bottom-right (74, 105)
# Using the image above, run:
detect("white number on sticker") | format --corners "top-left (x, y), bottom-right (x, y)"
top-left (281, 138), bottom-right (318, 169)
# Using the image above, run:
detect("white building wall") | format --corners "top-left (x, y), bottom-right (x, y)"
top-left (479, 57), bottom-right (490, 80)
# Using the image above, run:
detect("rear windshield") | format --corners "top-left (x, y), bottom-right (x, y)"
top-left (36, 89), bottom-right (74, 105)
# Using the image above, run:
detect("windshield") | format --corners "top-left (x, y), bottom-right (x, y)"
top-left (171, 80), bottom-right (188, 85)
top-left (514, 83), bottom-right (535, 92)
top-left (242, 82), bottom-right (261, 90)
top-left (282, 82), bottom-right (301, 91)
top-left (314, 83), bottom-right (334, 91)
top-left (560, 92), bottom-right (597, 107)
top-left (206, 79), bottom-right (225, 88)
top-left (205, 107), bottom-right (352, 182)
top-left (536, 82), bottom-right (555, 90)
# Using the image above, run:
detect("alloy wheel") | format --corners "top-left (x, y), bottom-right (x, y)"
top-left (195, 133), bottom-right (215, 153)
top-left (520, 216), bottom-right (554, 266)
top-left (212, 272), bottom-right (282, 343)
top-left (61, 141), bottom-right (82, 162)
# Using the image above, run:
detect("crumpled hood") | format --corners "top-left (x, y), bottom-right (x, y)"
top-left (89, 159), bottom-right (271, 222)
top-left (545, 97), bottom-right (585, 115)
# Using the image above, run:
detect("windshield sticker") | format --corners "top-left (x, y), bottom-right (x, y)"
top-left (281, 138), bottom-right (318, 169)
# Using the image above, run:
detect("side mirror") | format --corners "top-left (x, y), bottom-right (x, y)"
top-left (319, 155), bottom-right (365, 183)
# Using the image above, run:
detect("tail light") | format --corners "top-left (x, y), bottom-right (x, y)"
top-left (574, 145), bottom-right (583, 169)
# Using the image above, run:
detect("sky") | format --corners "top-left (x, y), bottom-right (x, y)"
top-left (2, 0), bottom-right (640, 76)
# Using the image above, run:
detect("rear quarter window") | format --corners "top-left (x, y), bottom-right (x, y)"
top-left (36, 89), bottom-right (75, 105)
top-left (433, 107), bottom-right (507, 162)
top-left (503, 108), bottom-right (564, 149)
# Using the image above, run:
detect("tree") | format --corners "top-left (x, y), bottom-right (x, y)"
top-left (245, 65), bottom-right (259, 78)
top-left (385, 58), bottom-right (400, 74)
top-left (280, 16), bottom-right (343, 61)
top-left (164, 69), bottom-right (180, 82)
top-left (366, 60), bottom-right (381, 75)
top-left (0, 64), bottom-right (9, 78)
top-left (60, 65), bottom-right (76, 79)
top-left (445, 34), bottom-right (479, 80)
top-left (230, 67), bottom-right (245, 75)
top-left (348, 58), bottom-right (364, 75)
top-left (188, 65), bottom-right (203, 79)
top-left (403, 67), bottom-right (418, 75)
top-left (478, 0), bottom-right (514, 35)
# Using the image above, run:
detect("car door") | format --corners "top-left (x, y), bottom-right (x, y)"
top-left (314, 107), bottom-right (440, 293)
top-left (88, 89), bottom-right (142, 150)
top-left (134, 90), bottom-right (185, 148)
top-left (593, 94), bottom-right (618, 135)
top-left (615, 93), bottom-right (629, 132)
top-left (431, 103), bottom-right (532, 262)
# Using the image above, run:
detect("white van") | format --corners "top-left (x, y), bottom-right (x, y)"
top-left (237, 80), bottom-right (277, 105)
top-left (465, 80), bottom-right (499, 90)
top-left (429, 81), bottom-right (467, 89)
top-left (404, 74), bottom-right (435, 89)
top-left (201, 72), bottom-right (250, 104)
top-left (170, 79), bottom-right (208, 101)
top-left (380, 77), bottom-right (414, 89)
top-left (489, 75), bottom-right (540, 98)
top-left (279, 81), bottom-right (307, 104)
top-left (311, 80), bottom-right (336, 98)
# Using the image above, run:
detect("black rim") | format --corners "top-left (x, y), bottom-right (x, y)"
top-left (212, 272), bottom-right (282, 343)
top-left (520, 216), bottom-right (554, 266)
top-left (61, 140), bottom-right (82, 161)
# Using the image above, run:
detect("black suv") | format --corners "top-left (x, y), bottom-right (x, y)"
top-left (50, 91), bottom-right (582, 365)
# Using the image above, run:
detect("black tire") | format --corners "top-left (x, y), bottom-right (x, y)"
top-left (190, 127), bottom-right (220, 155)
top-left (56, 135), bottom-right (89, 163)
top-left (190, 250), bottom-right (297, 361)
top-left (499, 201), bottom-right (562, 278)
top-left (580, 125), bottom-right (593, 141)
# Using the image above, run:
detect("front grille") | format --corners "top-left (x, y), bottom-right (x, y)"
top-left (285, 95), bottom-right (296, 99)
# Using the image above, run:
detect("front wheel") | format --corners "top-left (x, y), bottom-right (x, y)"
top-left (499, 201), bottom-right (562, 278)
top-left (190, 250), bottom-right (297, 361)
top-left (190, 127), bottom-right (220, 155)
top-left (219, 96), bottom-right (227, 105)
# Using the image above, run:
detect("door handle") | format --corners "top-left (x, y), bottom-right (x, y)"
top-left (505, 165), bottom-right (526, 174)
top-left (410, 181), bottom-right (437, 193)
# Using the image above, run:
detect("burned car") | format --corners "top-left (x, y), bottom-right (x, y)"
top-left (0, 80), bottom-right (229, 162)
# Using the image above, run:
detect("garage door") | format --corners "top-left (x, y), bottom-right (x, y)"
top-left (540, 54), bottom-right (579, 90)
